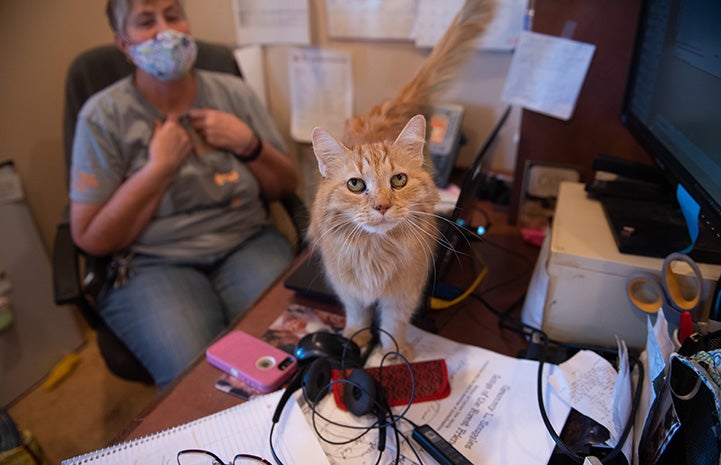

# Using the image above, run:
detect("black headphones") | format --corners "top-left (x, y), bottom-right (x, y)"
top-left (270, 331), bottom-right (389, 465)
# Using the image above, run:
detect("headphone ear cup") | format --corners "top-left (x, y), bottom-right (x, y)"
top-left (344, 369), bottom-right (377, 417)
top-left (303, 357), bottom-right (332, 404)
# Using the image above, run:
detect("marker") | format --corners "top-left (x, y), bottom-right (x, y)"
top-left (679, 311), bottom-right (693, 345)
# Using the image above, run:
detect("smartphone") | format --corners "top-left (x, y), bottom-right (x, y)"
top-left (206, 330), bottom-right (298, 393)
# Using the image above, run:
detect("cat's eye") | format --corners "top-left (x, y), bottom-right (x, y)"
top-left (347, 178), bottom-right (366, 193)
top-left (390, 173), bottom-right (408, 189)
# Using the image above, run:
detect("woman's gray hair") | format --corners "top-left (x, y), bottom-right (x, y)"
top-left (105, 0), bottom-right (132, 33)
top-left (105, 0), bottom-right (185, 34)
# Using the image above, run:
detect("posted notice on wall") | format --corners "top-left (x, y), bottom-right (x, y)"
top-left (501, 31), bottom-right (596, 120)
top-left (288, 48), bottom-right (353, 143)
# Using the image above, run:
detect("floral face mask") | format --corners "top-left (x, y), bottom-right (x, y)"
top-left (129, 29), bottom-right (197, 81)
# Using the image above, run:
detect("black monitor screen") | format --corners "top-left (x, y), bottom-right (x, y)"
top-left (623, 0), bottom-right (721, 237)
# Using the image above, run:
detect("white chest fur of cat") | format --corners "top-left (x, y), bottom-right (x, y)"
top-left (307, 0), bottom-right (497, 358)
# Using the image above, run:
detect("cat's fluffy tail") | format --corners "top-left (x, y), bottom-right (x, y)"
top-left (343, 0), bottom-right (497, 145)
top-left (395, 0), bottom-right (497, 105)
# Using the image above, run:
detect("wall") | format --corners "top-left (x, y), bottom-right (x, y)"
top-left (0, 0), bottom-right (516, 253)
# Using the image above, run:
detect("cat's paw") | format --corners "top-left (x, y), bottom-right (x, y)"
top-left (382, 339), bottom-right (415, 361)
top-left (344, 327), bottom-right (373, 349)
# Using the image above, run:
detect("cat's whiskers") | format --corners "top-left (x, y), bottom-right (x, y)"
top-left (413, 210), bottom-right (474, 265)
top-left (401, 220), bottom-right (441, 295)
top-left (333, 222), bottom-right (367, 274)
top-left (310, 213), bottom-right (355, 247)
top-left (399, 218), bottom-right (435, 271)
top-left (410, 211), bottom-right (465, 260)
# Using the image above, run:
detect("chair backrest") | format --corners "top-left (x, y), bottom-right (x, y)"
top-left (63, 41), bottom-right (243, 183)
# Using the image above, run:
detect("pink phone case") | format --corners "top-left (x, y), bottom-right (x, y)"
top-left (205, 330), bottom-right (298, 393)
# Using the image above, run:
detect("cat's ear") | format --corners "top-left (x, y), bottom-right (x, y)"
top-left (393, 114), bottom-right (426, 167)
top-left (312, 127), bottom-right (349, 177)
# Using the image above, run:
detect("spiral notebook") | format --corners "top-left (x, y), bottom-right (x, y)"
top-left (61, 390), bottom-right (329, 465)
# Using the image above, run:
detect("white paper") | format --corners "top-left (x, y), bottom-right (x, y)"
top-left (232, 0), bottom-right (310, 46)
top-left (62, 390), bottom-right (329, 465)
top-left (550, 350), bottom-right (617, 430)
top-left (649, 308), bottom-right (675, 389)
top-left (233, 45), bottom-right (267, 108)
top-left (612, 338), bottom-right (633, 462)
top-left (325, 0), bottom-right (417, 40)
top-left (501, 31), bottom-right (596, 120)
top-left (288, 48), bottom-right (353, 143)
top-left (299, 325), bottom-right (571, 465)
top-left (633, 309), bottom-right (675, 463)
top-left (414, 0), bottom-right (526, 51)
top-left (549, 343), bottom-right (635, 464)
top-left (0, 164), bottom-right (24, 204)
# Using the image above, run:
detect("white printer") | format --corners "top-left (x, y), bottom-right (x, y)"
top-left (521, 182), bottom-right (721, 350)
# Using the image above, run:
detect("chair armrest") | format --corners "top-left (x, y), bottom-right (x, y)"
top-left (280, 192), bottom-right (310, 252)
top-left (52, 222), bottom-right (82, 306)
top-left (52, 221), bottom-right (109, 328)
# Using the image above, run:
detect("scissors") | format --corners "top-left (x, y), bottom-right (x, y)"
top-left (626, 253), bottom-right (705, 342)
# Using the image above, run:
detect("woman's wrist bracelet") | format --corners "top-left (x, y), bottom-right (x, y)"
top-left (236, 132), bottom-right (263, 162)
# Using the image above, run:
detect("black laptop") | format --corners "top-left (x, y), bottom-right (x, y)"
top-left (284, 106), bottom-right (512, 303)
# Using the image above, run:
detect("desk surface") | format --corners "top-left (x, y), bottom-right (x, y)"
top-left (115, 200), bottom-right (539, 442)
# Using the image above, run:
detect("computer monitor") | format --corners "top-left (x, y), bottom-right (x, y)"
top-left (622, 0), bottom-right (721, 243)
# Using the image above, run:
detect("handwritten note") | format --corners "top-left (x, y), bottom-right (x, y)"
top-left (549, 340), bottom-right (633, 464)
top-left (501, 31), bottom-right (596, 120)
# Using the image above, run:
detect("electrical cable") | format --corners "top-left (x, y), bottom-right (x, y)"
top-left (469, 291), bottom-right (646, 464)
top-left (435, 208), bottom-right (646, 464)
top-left (534, 329), bottom-right (644, 464)
top-left (288, 328), bottom-right (426, 465)
top-left (430, 246), bottom-right (488, 310)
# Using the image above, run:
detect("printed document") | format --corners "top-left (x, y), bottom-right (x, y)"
top-left (296, 325), bottom-right (571, 465)
top-left (288, 48), bottom-right (353, 143)
top-left (325, 0), bottom-right (417, 40)
top-left (232, 0), bottom-right (310, 45)
top-left (501, 31), bottom-right (596, 120)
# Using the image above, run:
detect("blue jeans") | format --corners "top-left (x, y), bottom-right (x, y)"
top-left (98, 226), bottom-right (293, 388)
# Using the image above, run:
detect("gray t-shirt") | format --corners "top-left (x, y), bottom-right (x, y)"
top-left (70, 70), bottom-right (287, 258)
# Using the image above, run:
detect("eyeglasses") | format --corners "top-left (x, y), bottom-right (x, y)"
top-left (177, 449), bottom-right (272, 465)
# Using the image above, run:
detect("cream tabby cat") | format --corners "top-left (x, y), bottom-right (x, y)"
top-left (308, 0), bottom-right (497, 358)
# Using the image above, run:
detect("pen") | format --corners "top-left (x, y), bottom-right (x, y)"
top-left (214, 379), bottom-right (251, 401)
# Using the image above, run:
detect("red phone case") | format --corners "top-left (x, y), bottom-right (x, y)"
top-left (331, 359), bottom-right (450, 410)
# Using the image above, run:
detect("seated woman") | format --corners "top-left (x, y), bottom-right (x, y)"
top-left (70, 0), bottom-right (299, 387)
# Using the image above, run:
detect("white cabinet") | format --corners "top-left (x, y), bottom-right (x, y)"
top-left (521, 182), bottom-right (721, 349)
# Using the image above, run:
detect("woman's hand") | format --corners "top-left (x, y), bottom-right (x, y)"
top-left (188, 107), bottom-right (298, 201)
top-left (149, 117), bottom-right (193, 173)
top-left (188, 108), bottom-right (254, 155)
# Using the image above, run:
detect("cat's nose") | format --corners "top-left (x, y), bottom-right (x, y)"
top-left (374, 203), bottom-right (390, 215)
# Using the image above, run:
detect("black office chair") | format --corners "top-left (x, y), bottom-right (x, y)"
top-left (52, 41), bottom-right (309, 384)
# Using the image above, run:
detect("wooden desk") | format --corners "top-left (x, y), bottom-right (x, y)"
top-left (115, 201), bottom-right (539, 442)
